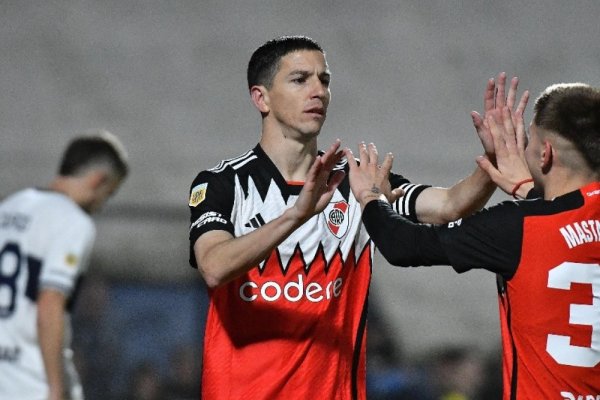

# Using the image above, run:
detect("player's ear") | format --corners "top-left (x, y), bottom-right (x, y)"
top-left (250, 85), bottom-right (270, 114)
top-left (541, 140), bottom-right (553, 174)
top-left (87, 170), bottom-right (109, 189)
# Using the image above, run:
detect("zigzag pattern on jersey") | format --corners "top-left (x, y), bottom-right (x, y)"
top-left (235, 175), bottom-right (368, 270)
top-left (259, 240), bottom-right (372, 276)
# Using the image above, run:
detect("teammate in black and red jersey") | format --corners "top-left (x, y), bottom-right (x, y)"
top-left (188, 35), bottom-right (521, 399)
top-left (346, 83), bottom-right (600, 399)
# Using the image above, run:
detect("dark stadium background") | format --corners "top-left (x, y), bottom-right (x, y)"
top-left (2, 1), bottom-right (599, 398)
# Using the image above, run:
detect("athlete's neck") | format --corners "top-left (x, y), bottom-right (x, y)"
top-left (260, 135), bottom-right (318, 182)
top-left (542, 169), bottom-right (600, 200)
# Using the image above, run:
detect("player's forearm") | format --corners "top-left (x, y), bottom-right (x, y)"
top-left (362, 199), bottom-right (449, 266)
top-left (440, 166), bottom-right (496, 222)
top-left (37, 290), bottom-right (66, 399)
top-left (196, 206), bottom-right (308, 288)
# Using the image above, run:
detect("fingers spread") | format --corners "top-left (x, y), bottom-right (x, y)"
top-left (506, 76), bottom-right (519, 109)
top-left (471, 111), bottom-right (484, 131)
top-left (381, 152), bottom-right (394, 176)
top-left (515, 90), bottom-right (530, 118)
top-left (321, 139), bottom-right (342, 167)
top-left (327, 170), bottom-right (346, 192)
top-left (502, 106), bottom-right (517, 150)
top-left (343, 148), bottom-right (357, 169)
top-left (367, 143), bottom-right (379, 165)
top-left (495, 72), bottom-right (507, 108)
top-left (359, 142), bottom-right (369, 166)
top-left (485, 115), bottom-right (508, 158)
top-left (483, 78), bottom-right (495, 112)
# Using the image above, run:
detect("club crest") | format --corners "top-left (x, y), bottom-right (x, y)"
top-left (324, 201), bottom-right (349, 238)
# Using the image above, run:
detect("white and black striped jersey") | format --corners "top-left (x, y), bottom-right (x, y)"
top-left (187, 144), bottom-right (429, 400)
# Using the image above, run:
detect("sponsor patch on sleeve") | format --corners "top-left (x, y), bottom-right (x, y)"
top-left (190, 211), bottom-right (227, 231)
top-left (189, 183), bottom-right (208, 207)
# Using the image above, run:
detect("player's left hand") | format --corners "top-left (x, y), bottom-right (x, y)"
top-left (344, 143), bottom-right (402, 208)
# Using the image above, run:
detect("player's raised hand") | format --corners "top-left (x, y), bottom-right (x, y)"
top-left (471, 72), bottom-right (529, 161)
top-left (344, 142), bottom-right (400, 209)
top-left (476, 106), bottom-right (533, 198)
top-left (292, 139), bottom-right (345, 221)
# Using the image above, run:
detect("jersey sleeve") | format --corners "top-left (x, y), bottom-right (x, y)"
top-left (362, 199), bottom-right (524, 278)
top-left (436, 200), bottom-right (525, 278)
top-left (188, 169), bottom-right (235, 268)
top-left (39, 217), bottom-right (95, 296)
top-left (388, 172), bottom-right (431, 223)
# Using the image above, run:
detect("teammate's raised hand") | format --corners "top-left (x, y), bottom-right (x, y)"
top-left (471, 72), bottom-right (529, 161)
top-left (476, 106), bottom-right (533, 199)
top-left (344, 142), bottom-right (401, 209)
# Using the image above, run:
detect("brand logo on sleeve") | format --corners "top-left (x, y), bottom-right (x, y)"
top-left (189, 183), bottom-right (208, 207)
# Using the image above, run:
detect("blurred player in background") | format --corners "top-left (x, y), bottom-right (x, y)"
top-left (0, 130), bottom-right (128, 400)
top-left (188, 35), bottom-right (521, 399)
top-left (345, 83), bottom-right (600, 399)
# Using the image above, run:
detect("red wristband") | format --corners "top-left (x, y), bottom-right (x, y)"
top-left (511, 178), bottom-right (534, 199)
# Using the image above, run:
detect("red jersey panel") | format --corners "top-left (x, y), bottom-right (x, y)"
top-left (500, 183), bottom-right (600, 400)
top-left (202, 243), bottom-right (371, 399)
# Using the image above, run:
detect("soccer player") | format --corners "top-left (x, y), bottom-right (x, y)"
top-left (188, 35), bottom-right (521, 399)
top-left (345, 83), bottom-right (600, 399)
top-left (0, 130), bottom-right (128, 400)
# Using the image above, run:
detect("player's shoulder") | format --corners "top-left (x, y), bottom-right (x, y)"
top-left (207, 148), bottom-right (260, 175)
top-left (2, 188), bottom-right (94, 236)
top-left (0, 188), bottom-right (30, 206)
top-left (33, 188), bottom-right (93, 226)
top-left (475, 198), bottom-right (531, 217)
top-left (2, 188), bottom-right (74, 211)
top-left (188, 147), bottom-right (263, 204)
top-left (468, 198), bottom-right (543, 229)
top-left (192, 148), bottom-right (259, 182)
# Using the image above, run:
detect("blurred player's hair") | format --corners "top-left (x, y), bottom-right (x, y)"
top-left (58, 129), bottom-right (129, 179)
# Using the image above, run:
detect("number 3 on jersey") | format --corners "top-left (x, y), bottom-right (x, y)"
top-left (547, 262), bottom-right (600, 367)
top-left (0, 242), bottom-right (41, 318)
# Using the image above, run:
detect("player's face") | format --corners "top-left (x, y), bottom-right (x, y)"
top-left (264, 50), bottom-right (331, 140)
top-left (85, 174), bottom-right (122, 213)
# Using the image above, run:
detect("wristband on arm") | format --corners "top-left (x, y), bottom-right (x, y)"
top-left (511, 178), bottom-right (534, 199)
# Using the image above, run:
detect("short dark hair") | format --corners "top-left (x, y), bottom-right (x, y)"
top-left (58, 129), bottom-right (129, 179)
top-left (534, 83), bottom-right (600, 171)
top-left (247, 35), bottom-right (324, 90)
